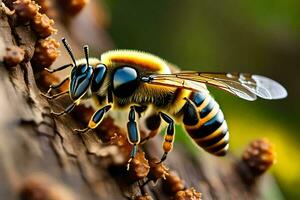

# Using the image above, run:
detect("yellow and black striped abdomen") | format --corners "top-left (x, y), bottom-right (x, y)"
top-left (184, 92), bottom-right (229, 156)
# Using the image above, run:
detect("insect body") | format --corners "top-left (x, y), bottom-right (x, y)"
top-left (183, 92), bottom-right (229, 156)
top-left (43, 38), bottom-right (287, 168)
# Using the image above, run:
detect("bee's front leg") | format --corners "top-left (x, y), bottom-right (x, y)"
top-left (45, 77), bottom-right (69, 95)
top-left (126, 106), bottom-right (141, 170)
top-left (40, 90), bottom-right (69, 100)
top-left (157, 112), bottom-right (175, 164)
top-left (44, 63), bottom-right (72, 73)
top-left (42, 63), bottom-right (72, 95)
top-left (51, 102), bottom-right (76, 117)
top-left (74, 105), bottom-right (112, 134)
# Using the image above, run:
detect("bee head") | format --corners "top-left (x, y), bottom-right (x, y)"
top-left (62, 38), bottom-right (94, 101)
top-left (69, 62), bottom-right (93, 101)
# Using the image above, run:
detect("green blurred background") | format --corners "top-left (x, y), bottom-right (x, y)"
top-left (102, 0), bottom-right (299, 199)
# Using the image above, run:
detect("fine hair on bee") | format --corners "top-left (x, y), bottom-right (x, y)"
top-left (42, 38), bottom-right (287, 170)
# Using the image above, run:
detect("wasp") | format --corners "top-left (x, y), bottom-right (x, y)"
top-left (42, 38), bottom-right (287, 169)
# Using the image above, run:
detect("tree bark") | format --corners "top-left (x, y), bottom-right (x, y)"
top-left (0, 1), bottom-right (278, 200)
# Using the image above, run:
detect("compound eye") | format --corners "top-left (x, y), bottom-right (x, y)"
top-left (70, 64), bottom-right (93, 100)
top-left (91, 64), bottom-right (107, 92)
top-left (113, 66), bottom-right (139, 97)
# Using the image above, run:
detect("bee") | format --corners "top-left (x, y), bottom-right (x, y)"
top-left (43, 38), bottom-right (287, 169)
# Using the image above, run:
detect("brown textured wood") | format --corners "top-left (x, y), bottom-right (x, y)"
top-left (0, 1), bottom-right (277, 200)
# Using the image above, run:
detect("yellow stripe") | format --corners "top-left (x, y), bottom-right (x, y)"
top-left (176, 89), bottom-right (192, 103)
top-left (163, 142), bottom-right (173, 152)
top-left (101, 49), bottom-right (171, 73)
top-left (197, 95), bottom-right (211, 111)
top-left (165, 135), bottom-right (173, 142)
top-left (194, 121), bottom-right (227, 142)
top-left (214, 144), bottom-right (229, 155)
top-left (185, 121), bottom-right (200, 130)
top-left (199, 104), bottom-right (219, 125)
top-left (168, 89), bottom-right (192, 115)
top-left (205, 140), bottom-right (224, 151)
top-left (205, 133), bottom-right (229, 150)
top-left (88, 121), bottom-right (97, 129)
top-left (185, 96), bottom-right (212, 130)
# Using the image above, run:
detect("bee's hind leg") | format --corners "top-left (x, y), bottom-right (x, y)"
top-left (157, 112), bottom-right (175, 164)
top-left (74, 105), bottom-right (111, 134)
top-left (126, 106), bottom-right (141, 170)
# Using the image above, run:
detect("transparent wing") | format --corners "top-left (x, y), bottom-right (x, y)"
top-left (141, 72), bottom-right (287, 101)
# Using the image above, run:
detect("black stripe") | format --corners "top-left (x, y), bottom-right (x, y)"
top-left (197, 126), bottom-right (228, 147)
top-left (207, 139), bottom-right (229, 153)
top-left (190, 92), bottom-right (206, 106)
top-left (200, 99), bottom-right (216, 118)
top-left (215, 149), bottom-right (227, 156)
top-left (189, 110), bottom-right (224, 139)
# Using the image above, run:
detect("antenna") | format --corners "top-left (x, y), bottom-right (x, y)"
top-left (83, 45), bottom-right (89, 66)
top-left (62, 38), bottom-right (77, 67)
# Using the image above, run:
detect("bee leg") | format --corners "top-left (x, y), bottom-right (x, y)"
top-left (157, 112), bottom-right (175, 164)
top-left (46, 77), bottom-right (69, 95)
top-left (132, 105), bottom-right (147, 118)
top-left (40, 90), bottom-right (69, 100)
top-left (44, 63), bottom-right (72, 73)
top-left (74, 105), bottom-right (111, 134)
top-left (51, 102), bottom-right (76, 117)
top-left (126, 106), bottom-right (141, 170)
top-left (74, 127), bottom-right (90, 134)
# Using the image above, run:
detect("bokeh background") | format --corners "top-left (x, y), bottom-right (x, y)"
top-left (98, 1), bottom-right (299, 199)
